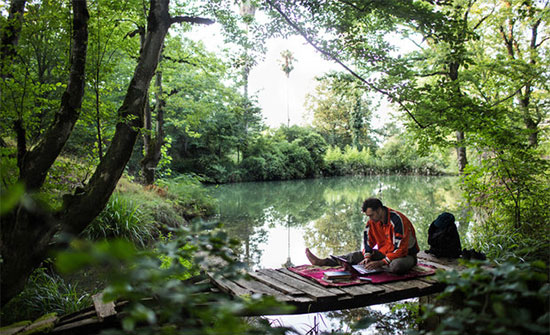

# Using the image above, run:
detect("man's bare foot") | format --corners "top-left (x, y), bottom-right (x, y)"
top-left (305, 248), bottom-right (329, 266)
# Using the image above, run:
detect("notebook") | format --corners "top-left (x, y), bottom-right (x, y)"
top-left (330, 255), bottom-right (384, 275)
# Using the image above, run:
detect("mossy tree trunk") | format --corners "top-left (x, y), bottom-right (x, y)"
top-left (0, 0), bottom-right (212, 307)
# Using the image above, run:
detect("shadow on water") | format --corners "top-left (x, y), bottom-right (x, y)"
top-left (200, 175), bottom-right (466, 334)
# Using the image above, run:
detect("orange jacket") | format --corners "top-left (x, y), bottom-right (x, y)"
top-left (363, 207), bottom-right (419, 264)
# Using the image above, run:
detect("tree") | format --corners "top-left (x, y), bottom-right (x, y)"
top-left (305, 72), bottom-right (375, 150)
top-left (488, 0), bottom-right (549, 147)
top-left (0, 0), bottom-right (214, 306)
top-left (279, 49), bottom-right (295, 127)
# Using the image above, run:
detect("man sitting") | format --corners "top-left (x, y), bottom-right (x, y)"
top-left (306, 197), bottom-right (419, 275)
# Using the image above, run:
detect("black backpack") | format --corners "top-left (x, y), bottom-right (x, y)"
top-left (426, 212), bottom-right (462, 258)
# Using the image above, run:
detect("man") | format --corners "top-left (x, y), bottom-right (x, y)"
top-left (305, 197), bottom-right (419, 275)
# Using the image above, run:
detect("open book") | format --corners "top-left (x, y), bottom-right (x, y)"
top-left (330, 255), bottom-right (384, 276)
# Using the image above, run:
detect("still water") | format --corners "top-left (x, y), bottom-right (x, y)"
top-left (205, 175), bottom-right (466, 334)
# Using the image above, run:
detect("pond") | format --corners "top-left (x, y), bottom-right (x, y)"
top-left (204, 175), bottom-right (467, 334)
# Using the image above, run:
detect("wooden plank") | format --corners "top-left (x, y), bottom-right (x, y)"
top-left (207, 273), bottom-right (251, 296)
top-left (277, 268), bottom-right (352, 296)
top-left (55, 310), bottom-right (96, 327)
top-left (92, 293), bottom-right (117, 320)
top-left (0, 323), bottom-right (29, 335)
top-left (16, 315), bottom-right (58, 334)
top-left (375, 279), bottom-right (423, 299)
top-left (261, 269), bottom-right (340, 300)
top-left (259, 269), bottom-right (337, 299)
top-left (417, 276), bottom-right (439, 284)
top-left (247, 271), bottom-right (304, 296)
top-left (233, 277), bottom-right (312, 303)
top-left (339, 282), bottom-right (385, 296)
top-left (52, 318), bottom-right (100, 333)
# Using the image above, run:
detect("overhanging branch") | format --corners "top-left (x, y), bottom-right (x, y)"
top-left (171, 16), bottom-right (214, 25)
top-left (266, 0), bottom-right (426, 128)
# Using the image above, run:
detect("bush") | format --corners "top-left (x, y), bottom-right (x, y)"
top-left (323, 145), bottom-right (345, 176)
top-left (279, 142), bottom-right (313, 179)
top-left (162, 174), bottom-right (217, 218)
top-left (415, 260), bottom-right (550, 335)
top-left (241, 156), bottom-right (267, 180)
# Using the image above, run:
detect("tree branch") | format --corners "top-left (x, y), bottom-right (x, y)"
top-left (171, 16), bottom-right (214, 25)
top-left (266, 0), bottom-right (426, 128)
top-left (19, 0), bottom-right (89, 190)
top-left (60, 0), bottom-right (173, 235)
top-left (535, 36), bottom-right (549, 49)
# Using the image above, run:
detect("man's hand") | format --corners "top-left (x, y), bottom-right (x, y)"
top-left (364, 260), bottom-right (385, 270)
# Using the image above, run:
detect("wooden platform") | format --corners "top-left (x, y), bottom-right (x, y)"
top-left (207, 251), bottom-right (460, 315)
top-left (0, 252), bottom-right (461, 334)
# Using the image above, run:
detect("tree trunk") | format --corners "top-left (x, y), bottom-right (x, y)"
top-left (59, 0), bottom-right (171, 236)
top-left (0, 0), bottom-right (171, 307)
top-left (448, 61), bottom-right (468, 174)
top-left (141, 69), bottom-right (165, 185)
top-left (1, 0), bottom-right (213, 307)
top-left (1, 0), bottom-right (89, 306)
top-left (456, 131), bottom-right (467, 174)
top-left (18, 0), bottom-right (89, 191)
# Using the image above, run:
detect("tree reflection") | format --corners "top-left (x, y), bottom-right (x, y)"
top-left (206, 176), bottom-right (464, 268)
top-left (326, 302), bottom-right (418, 335)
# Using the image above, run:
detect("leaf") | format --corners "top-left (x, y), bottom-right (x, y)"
top-left (0, 183), bottom-right (25, 215)
top-left (55, 251), bottom-right (95, 274)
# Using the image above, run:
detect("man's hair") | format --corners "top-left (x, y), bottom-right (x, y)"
top-left (362, 198), bottom-right (384, 213)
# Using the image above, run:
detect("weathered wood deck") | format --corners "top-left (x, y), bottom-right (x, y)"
top-left (206, 251), bottom-right (459, 315)
top-left (0, 252), bottom-right (461, 334)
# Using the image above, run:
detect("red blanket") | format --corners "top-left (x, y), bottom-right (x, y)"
top-left (288, 264), bottom-right (436, 287)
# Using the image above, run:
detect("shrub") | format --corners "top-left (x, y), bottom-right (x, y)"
top-left (323, 145), bottom-right (345, 176)
top-left (241, 156), bottom-right (267, 181)
top-left (414, 260), bottom-right (550, 335)
top-left (162, 174), bottom-right (217, 219)
top-left (279, 142), bottom-right (313, 179)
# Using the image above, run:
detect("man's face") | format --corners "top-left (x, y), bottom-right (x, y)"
top-left (365, 207), bottom-right (383, 222)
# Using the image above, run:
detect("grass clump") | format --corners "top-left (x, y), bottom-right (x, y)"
top-left (81, 193), bottom-right (158, 247)
top-left (0, 267), bottom-right (92, 325)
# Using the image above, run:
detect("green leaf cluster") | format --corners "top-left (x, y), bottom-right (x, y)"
top-left (54, 224), bottom-right (293, 334)
top-left (414, 261), bottom-right (550, 335)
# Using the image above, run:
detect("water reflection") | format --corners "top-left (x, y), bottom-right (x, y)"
top-left (207, 175), bottom-right (465, 268)
top-left (203, 175), bottom-right (465, 333)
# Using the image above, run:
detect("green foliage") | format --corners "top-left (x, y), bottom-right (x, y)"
top-left (305, 72), bottom-right (376, 150)
top-left (466, 221), bottom-right (550, 264)
top-left (415, 261), bottom-right (550, 335)
top-left (322, 137), bottom-right (450, 177)
top-left (462, 145), bottom-right (550, 235)
top-left (0, 267), bottom-right (92, 325)
top-left (161, 174), bottom-right (217, 219)
top-left (54, 225), bottom-right (293, 334)
top-left (81, 193), bottom-right (157, 247)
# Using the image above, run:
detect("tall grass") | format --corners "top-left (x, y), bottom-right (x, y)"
top-left (82, 193), bottom-right (157, 247)
top-left (0, 267), bottom-right (92, 325)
